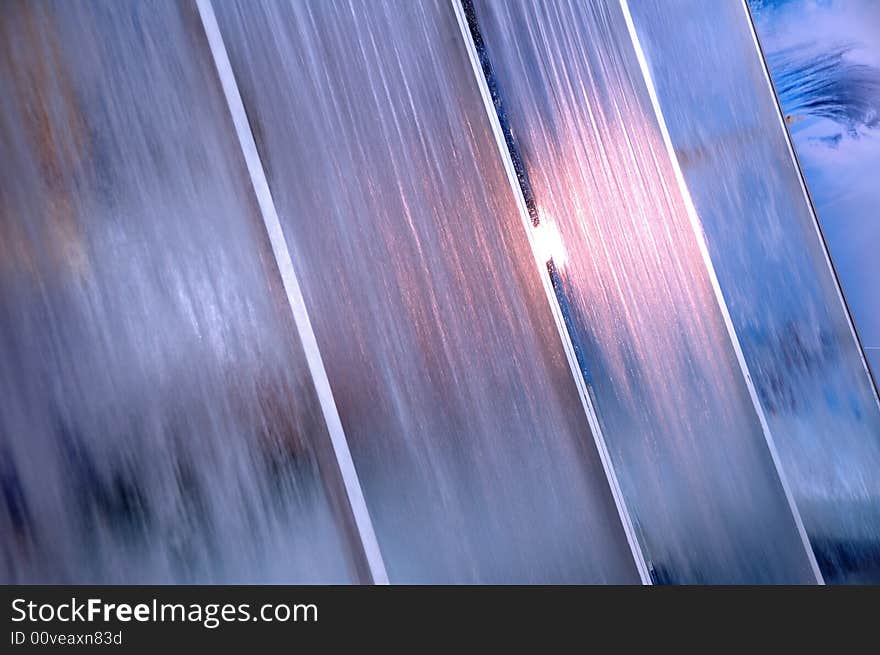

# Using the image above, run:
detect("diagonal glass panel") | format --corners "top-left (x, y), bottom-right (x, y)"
top-left (748, 0), bottom-right (880, 386)
top-left (625, 0), bottom-right (880, 583)
top-left (0, 0), bottom-right (361, 583)
top-left (471, 0), bottom-right (817, 583)
top-left (214, 0), bottom-right (640, 583)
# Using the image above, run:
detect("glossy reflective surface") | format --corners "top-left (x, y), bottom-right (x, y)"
top-left (0, 0), bottom-right (360, 583)
top-left (4, 0), bottom-right (870, 585)
top-left (214, 0), bottom-right (639, 583)
top-left (627, 0), bottom-right (880, 583)
top-left (749, 0), bottom-right (880, 384)
top-left (471, 0), bottom-right (816, 583)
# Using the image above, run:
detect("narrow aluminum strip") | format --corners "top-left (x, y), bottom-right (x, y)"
top-left (740, 0), bottom-right (880, 409)
top-left (451, 0), bottom-right (652, 585)
top-left (195, 0), bottom-right (389, 585)
top-left (619, 0), bottom-right (824, 584)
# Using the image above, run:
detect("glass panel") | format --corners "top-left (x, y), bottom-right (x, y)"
top-left (471, 0), bottom-right (816, 582)
top-left (214, 0), bottom-right (640, 583)
top-left (0, 0), bottom-right (359, 583)
top-left (627, 0), bottom-right (880, 583)
top-left (749, 0), bottom-right (880, 384)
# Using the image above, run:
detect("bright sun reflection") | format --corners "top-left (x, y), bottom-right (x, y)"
top-left (533, 215), bottom-right (568, 267)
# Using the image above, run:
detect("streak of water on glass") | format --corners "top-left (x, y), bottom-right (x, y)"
top-left (470, 0), bottom-right (817, 583)
top-left (626, 0), bottom-right (880, 583)
top-left (195, 0), bottom-right (388, 585)
top-left (0, 0), bottom-right (362, 583)
top-left (213, 0), bottom-right (642, 584)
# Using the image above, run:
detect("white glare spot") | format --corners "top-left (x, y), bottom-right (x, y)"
top-left (533, 215), bottom-right (568, 267)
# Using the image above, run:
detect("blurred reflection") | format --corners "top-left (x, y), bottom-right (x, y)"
top-left (0, 0), bottom-right (360, 583)
top-left (471, 0), bottom-right (816, 582)
top-left (627, 0), bottom-right (880, 583)
top-left (214, 0), bottom-right (640, 583)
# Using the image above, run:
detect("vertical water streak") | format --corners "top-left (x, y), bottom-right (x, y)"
top-left (194, 0), bottom-right (388, 585)
top-left (214, 0), bottom-right (641, 583)
top-left (748, 0), bottom-right (880, 386)
top-left (451, 0), bottom-right (650, 584)
top-left (625, 0), bottom-right (880, 583)
top-left (0, 0), bottom-right (360, 583)
top-left (618, 0), bottom-right (822, 582)
top-left (471, 0), bottom-right (817, 583)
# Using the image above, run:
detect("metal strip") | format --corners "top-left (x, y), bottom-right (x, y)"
top-left (195, 0), bottom-right (389, 585)
top-left (739, 0), bottom-right (880, 409)
top-left (619, 0), bottom-right (824, 584)
top-left (451, 0), bottom-right (652, 585)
